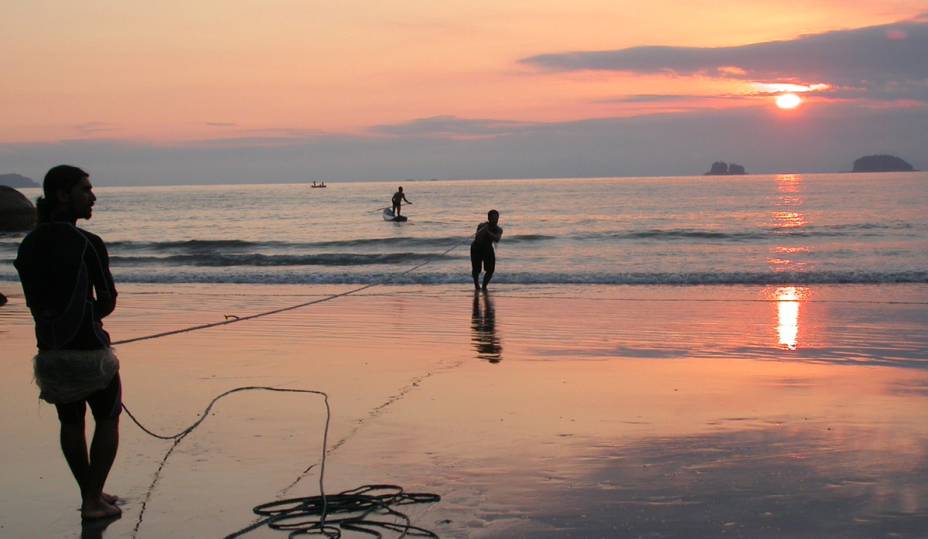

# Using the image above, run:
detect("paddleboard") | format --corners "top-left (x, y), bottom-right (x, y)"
top-left (383, 208), bottom-right (408, 222)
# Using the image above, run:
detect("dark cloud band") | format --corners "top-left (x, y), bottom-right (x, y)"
top-left (521, 17), bottom-right (928, 101)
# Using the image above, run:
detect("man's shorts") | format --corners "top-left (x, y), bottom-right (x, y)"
top-left (470, 245), bottom-right (496, 275)
top-left (54, 373), bottom-right (122, 425)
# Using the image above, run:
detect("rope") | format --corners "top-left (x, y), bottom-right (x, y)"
top-left (111, 238), bottom-right (467, 346)
top-left (125, 386), bottom-right (441, 539)
top-left (123, 387), bottom-right (331, 536)
top-left (118, 238), bottom-right (461, 536)
top-left (227, 485), bottom-right (441, 539)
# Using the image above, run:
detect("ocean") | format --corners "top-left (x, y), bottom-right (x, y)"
top-left (2, 172), bottom-right (926, 286)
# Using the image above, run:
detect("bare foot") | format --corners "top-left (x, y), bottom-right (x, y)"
top-left (101, 492), bottom-right (119, 504)
top-left (81, 499), bottom-right (122, 520)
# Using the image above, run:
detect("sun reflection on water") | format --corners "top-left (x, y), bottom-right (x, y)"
top-left (773, 174), bottom-right (807, 230)
top-left (772, 210), bottom-right (807, 229)
top-left (768, 174), bottom-right (809, 271)
top-left (772, 286), bottom-right (807, 350)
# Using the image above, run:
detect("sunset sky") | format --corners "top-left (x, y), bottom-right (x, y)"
top-left (2, 1), bottom-right (925, 184)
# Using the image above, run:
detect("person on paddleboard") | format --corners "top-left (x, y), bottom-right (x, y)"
top-left (391, 186), bottom-right (412, 217)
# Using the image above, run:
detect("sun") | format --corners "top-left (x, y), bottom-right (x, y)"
top-left (776, 93), bottom-right (802, 109)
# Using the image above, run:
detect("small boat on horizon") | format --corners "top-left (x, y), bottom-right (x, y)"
top-left (310, 180), bottom-right (327, 188)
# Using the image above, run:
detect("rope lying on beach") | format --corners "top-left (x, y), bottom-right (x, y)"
top-left (118, 240), bottom-right (460, 536)
top-left (227, 484), bottom-right (441, 539)
top-left (112, 238), bottom-right (468, 346)
top-left (114, 237), bottom-right (461, 535)
top-left (123, 386), bottom-right (441, 538)
top-left (122, 387), bottom-right (329, 537)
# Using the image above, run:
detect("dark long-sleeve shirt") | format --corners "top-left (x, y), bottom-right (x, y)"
top-left (15, 223), bottom-right (117, 350)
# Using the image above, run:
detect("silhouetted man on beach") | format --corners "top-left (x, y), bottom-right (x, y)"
top-left (14, 165), bottom-right (122, 521)
top-left (391, 186), bottom-right (412, 217)
top-left (471, 209), bottom-right (503, 290)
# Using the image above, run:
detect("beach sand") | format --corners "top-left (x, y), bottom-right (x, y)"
top-left (1, 283), bottom-right (927, 538)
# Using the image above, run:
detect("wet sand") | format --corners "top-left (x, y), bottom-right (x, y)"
top-left (1, 283), bottom-right (927, 538)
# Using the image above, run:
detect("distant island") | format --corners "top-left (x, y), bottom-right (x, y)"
top-left (0, 173), bottom-right (39, 187)
top-left (704, 161), bottom-right (747, 175)
top-left (851, 154), bottom-right (916, 172)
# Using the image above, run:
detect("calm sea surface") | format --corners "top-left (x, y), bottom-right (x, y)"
top-left (2, 173), bottom-right (926, 286)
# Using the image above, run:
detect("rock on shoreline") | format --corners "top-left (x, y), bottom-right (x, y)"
top-left (0, 185), bottom-right (36, 231)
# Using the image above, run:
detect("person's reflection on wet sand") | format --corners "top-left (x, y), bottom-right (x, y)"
top-left (80, 513), bottom-right (121, 539)
top-left (471, 290), bottom-right (502, 363)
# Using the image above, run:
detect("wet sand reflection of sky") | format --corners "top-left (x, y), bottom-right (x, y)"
top-left (471, 426), bottom-right (928, 539)
top-left (3, 284), bottom-right (928, 537)
top-left (472, 291), bottom-right (503, 363)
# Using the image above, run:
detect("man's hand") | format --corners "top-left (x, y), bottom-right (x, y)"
top-left (94, 290), bottom-right (117, 318)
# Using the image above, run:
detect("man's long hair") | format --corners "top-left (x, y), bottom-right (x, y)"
top-left (36, 165), bottom-right (88, 223)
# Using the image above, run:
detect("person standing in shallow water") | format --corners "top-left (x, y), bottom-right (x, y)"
top-left (471, 209), bottom-right (503, 290)
top-left (391, 186), bottom-right (412, 217)
top-left (14, 165), bottom-right (122, 521)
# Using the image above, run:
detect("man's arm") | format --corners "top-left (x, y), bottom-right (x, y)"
top-left (85, 234), bottom-right (118, 318)
top-left (486, 226), bottom-right (502, 242)
top-left (13, 235), bottom-right (44, 313)
top-left (475, 222), bottom-right (488, 238)
top-left (403, 194), bottom-right (412, 204)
